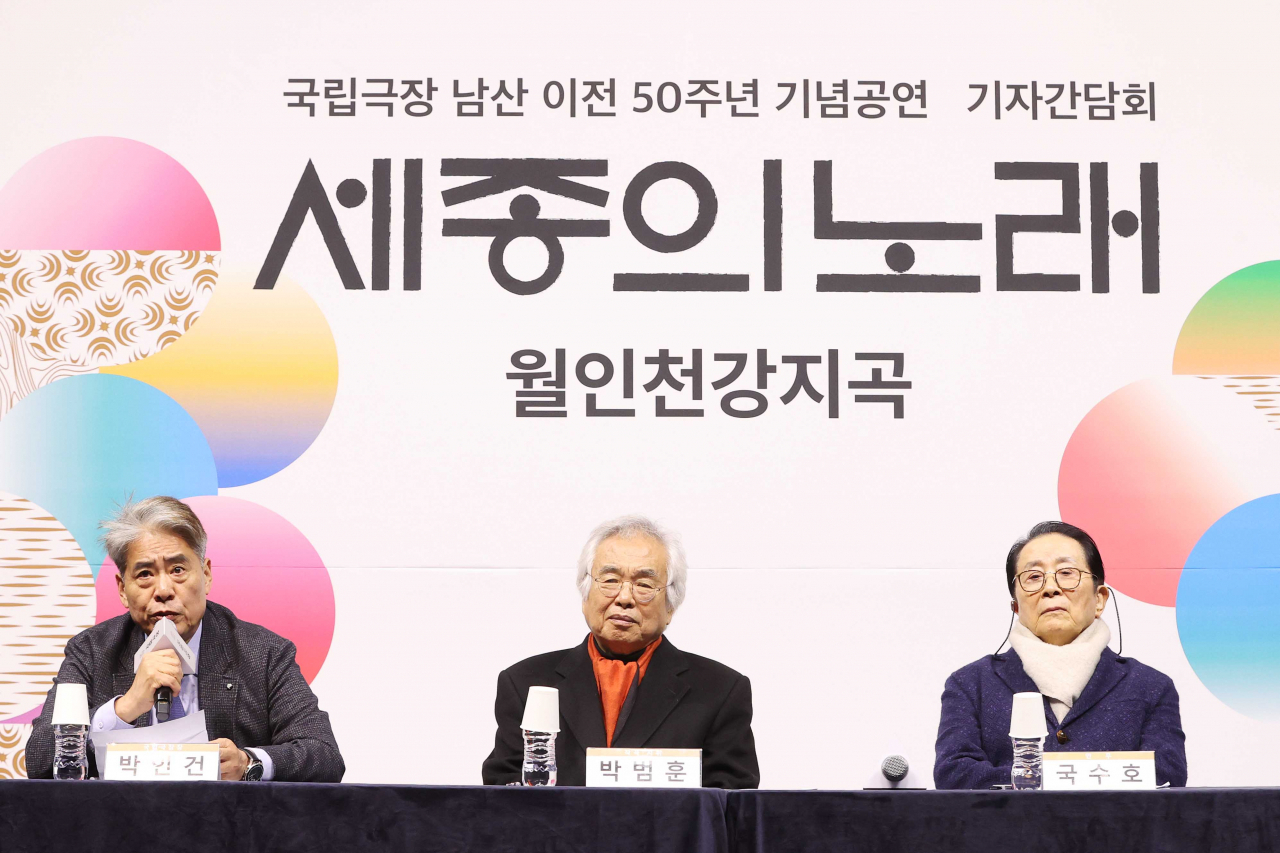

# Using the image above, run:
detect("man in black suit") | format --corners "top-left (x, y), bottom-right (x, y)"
top-left (26, 496), bottom-right (344, 782)
top-left (482, 516), bottom-right (759, 788)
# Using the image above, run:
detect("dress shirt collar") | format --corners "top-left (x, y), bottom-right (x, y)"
top-left (187, 619), bottom-right (203, 671)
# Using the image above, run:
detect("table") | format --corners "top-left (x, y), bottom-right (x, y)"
top-left (727, 788), bottom-right (1280, 853)
top-left (2, 782), bottom-right (1277, 853)
top-left (0, 781), bottom-right (729, 853)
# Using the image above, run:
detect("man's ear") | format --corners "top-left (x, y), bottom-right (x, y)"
top-left (1010, 599), bottom-right (1018, 614)
top-left (1095, 583), bottom-right (1111, 616)
top-left (117, 572), bottom-right (129, 609)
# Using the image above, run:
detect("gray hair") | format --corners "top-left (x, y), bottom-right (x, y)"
top-left (100, 496), bottom-right (208, 573)
top-left (576, 515), bottom-right (688, 614)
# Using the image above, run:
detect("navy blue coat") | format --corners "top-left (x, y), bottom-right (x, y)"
top-left (934, 647), bottom-right (1187, 789)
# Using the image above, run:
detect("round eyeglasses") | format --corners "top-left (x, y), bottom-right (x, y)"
top-left (1017, 567), bottom-right (1094, 594)
top-left (592, 575), bottom-right (668, 604)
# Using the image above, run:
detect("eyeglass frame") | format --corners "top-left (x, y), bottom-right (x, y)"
top-left (590, 573), bottom-right (670, 603)
top-left (1015, 566), bottom-right (1102, 594)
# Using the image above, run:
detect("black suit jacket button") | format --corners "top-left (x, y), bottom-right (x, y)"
top-left (1056, 730), bottom-right (1068, 744)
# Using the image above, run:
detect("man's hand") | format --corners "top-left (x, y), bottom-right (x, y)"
top-left (114, 649), bottom-right (182, 722)
top-left (213, 738), bottom-right (250, 780)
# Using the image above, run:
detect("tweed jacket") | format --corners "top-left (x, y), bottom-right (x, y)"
top-left (26, 601), bottom-right (344, 782)
top-left (482, 636), bottom-right (760, 788)
top-left (934, 647), bottom-right (1187, 789)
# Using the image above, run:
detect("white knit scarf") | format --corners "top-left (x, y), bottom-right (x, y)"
top-left (1009, 617), bottom-right (1111, 723)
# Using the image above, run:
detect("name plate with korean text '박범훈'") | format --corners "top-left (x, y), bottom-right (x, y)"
top-left (1042, 751), bottom-right (1157, 790)
top-left (586, 748), bottom-right (702, 788)
top-left (103, 743), bottom-right (221, 781)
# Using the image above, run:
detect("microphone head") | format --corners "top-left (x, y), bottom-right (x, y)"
top-left (134, 617), bottom-right (197, 675)
top-left (881, 755), bottom-right (909, 783)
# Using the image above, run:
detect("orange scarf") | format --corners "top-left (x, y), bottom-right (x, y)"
top-left (587, 636), bottom-right (662, 746)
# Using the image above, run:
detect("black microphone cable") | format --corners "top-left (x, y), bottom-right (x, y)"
top-left (992, 612), bottom-right (1015, 659)
top-left (1110, 590), bottom-right (1125, 661)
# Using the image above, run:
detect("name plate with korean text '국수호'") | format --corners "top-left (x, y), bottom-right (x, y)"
top-left (1043, 751), bottom-right (1156, 790)
top-left (586, 748), bottom-right (702, 788)
top-left (104, 743), bottom-right (221, 781)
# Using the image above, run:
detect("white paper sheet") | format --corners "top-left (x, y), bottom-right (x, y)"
top-left (89, 710), bottom-right (211, 771)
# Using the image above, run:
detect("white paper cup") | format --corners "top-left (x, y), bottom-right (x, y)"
top-left (50, 683), bottom-right (90, 726)
top-left (520, 686), bottom-right (560, 732)
top-left (1009, 692), bottom-right (1047, 739)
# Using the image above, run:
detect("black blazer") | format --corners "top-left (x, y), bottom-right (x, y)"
top-left (26, 601), bottom-right (344, 782)
top-left (482, 636), bottom-right (759, 788)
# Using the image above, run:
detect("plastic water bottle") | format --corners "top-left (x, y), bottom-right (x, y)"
top-left (53, 723), bottom-right (88, 780)
top-left (1010, 737), bottom-right (1043, 790)
top-left (521, 729), bottom-right (557, 786)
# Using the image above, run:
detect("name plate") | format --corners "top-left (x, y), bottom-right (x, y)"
top-left (1042, 751), bottom-right (1156, 790)
top-left (104, 743), bottom-right (221, 781)
top-left (586, 748), bottom-right (702, 788)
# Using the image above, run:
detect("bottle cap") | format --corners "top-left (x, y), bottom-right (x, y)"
top-left (520, 686), bottom-right (560, 733)
top-left (1009, 692), bottom-right (1047, 739)
top-left (51, 683), bottom-right (90, 726)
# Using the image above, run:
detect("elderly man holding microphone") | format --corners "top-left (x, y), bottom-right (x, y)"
top-left (482, 515), bottom-right (760, 788)
top-left (26, 496), bottom-right (344, 782)
top-left (934, 521), bottom-right (1187, 789)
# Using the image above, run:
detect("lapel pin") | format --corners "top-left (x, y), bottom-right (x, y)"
top-left (226, 683), bottom-right (233, 690)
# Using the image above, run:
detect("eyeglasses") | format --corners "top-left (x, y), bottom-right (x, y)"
top-left (1017, 567), bottom-right (1094, 594)
top-left (592, 575), bottom-right (668, 604)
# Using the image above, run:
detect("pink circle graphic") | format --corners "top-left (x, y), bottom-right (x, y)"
top-left (1058, 376), bottom-right (1280, 606)
top-left (0, 137), bottom-right (219, 249)
top-left (95, 495), bottom-right (333, 682)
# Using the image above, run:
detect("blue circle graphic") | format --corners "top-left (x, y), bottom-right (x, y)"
top-left (0, 374), bottom-right (218, 574)
top-left (1178, 493), bottom-right (1280, 720)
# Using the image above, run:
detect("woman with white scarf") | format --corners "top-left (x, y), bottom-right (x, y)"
top-left (933, 521), bottom-right (1188, 789)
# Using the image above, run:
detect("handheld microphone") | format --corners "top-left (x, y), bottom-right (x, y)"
top-left (133, 617), bottom-right (196, 723)
top-left (155, 687), bottom-right (172, 722)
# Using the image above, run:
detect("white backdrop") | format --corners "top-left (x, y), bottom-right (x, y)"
top-left (3, 0), bottom-right (1279, 786)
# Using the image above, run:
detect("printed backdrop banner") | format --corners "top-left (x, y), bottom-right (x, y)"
top-left (1, 0), bottom-right (1278, 787)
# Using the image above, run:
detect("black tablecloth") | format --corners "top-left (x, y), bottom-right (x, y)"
top-left (727, 788), bottom-right (1280, 853)
top-left (3, 782), bottom-right (1279, 853)
top-left (0, 781), bottom-right (729, 853)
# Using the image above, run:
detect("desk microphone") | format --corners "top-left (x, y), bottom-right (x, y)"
top-left (133, 617), bottom-right (197, 723)
top-left (881, 755), bottom-right (909, 783)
